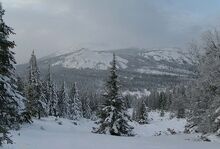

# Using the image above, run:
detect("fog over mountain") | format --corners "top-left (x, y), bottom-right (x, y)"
top-left (2, 0), bottom-right (220, 63)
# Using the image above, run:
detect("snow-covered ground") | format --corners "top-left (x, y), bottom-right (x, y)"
top-left (52, 48), bottom-right (128, 70)
top-left (2, 111), bottom-right (220, 149)
top-left (122, 89), bottom-right (151, 99)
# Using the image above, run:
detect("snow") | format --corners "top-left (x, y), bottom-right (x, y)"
top-left (133, 111), bottom-right (186, 136)
top-left (137, 68), bottom-right (180, 76)
top-left (122, 89), bottom-right (151, 98)
top-left (2, 111), bottom-right (220, 149)
top-left (52, 49), bottom-right (128, 70)
top-left (142, 49), bottom-right (193, 65)
top-left (46, 48), bottom-right (195, 76)
top-left (215, 107), bottom-right (220, 113)
top-left (0, 74), bottom-right (25, 112)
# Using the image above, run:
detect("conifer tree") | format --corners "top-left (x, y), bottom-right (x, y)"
top-left (0, 3), bottom-right (30, 145)
top-left (186, 30), bottom-right (220, 134)
top-left (57, 81), bottom-right (69, 118)
top-left (170, 85), bottom-right (186, 118)
top-left (25, 51), bottom-right (47, 119)
top-left (84, 96), bottom-right (92, 119)
top-left (133, 100), bottom-right (149, 124)
top-left (68, 82), bottom-right (83, 120)
top-left (159, 92), bottom-right (167, 117)
top-left (43, 65), bottom-right (53, 116)
top-left (50, 83), bottom-right (58, 116)
top-left (16, 76), bottom-right (25, 94)
top-left (93, 54), bottom-right (134, 136)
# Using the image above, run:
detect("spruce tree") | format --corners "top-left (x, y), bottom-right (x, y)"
top-left (50, 83), bottom-right (58, 116)
top-left (44, 65), bottom-right (53, 116)
top-left (93, 54), bottom-right (134, 136)
top-left (16, 76), bottom-right (25, 94)
top-left (133, 100), bottom-right (148, 124)
top-left (68, 82), bottom-right (83, 120)
top-left (84, 96), bottom-right (92, 119)
top-left (0, 3), bottom-right (30, 145)
top-left (159, 92), bottom-right (166, 117)
top-left (57, 81), bottom-right (69, 118)
top-left (186, 30), bottom-right (220, 134)
top-left (25, 51), bottom-right (47, 119)
top-left (170, 85), bottom-right (186, 118)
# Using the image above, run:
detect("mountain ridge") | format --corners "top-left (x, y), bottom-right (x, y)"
top-left (16, 47), bottom-right (196, 90)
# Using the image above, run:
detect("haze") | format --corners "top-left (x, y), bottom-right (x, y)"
top-left (2, 0), bottom-right (220, 63)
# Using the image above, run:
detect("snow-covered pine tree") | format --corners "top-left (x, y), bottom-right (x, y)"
top-left (147, 90), bottom-right (160, 110)
top-left (165, 88), bottom-right (172, 110)
top-left (0, 3), bottom-right (30, 145)
top-left (84, 96), bottom-right (92, 119)
top-left (159, 92), bottom-right (167, 117)
top-left (49, 83), bottom-right (58, 116)
top-left (186, 30), bottom-right (220, 134)
top-left (68, 82), bottom-right (83, 120)
top-left (57, 81), bottom-right (69, 118)
top-left (25, 51), bottom-right (47, 119)
top-left (132, 99), bottom-right (149, 124)
top-left (16, 76), bottom-right (25, 94)
top-left (43, 65), bottom-right (53, 116)
top-left (93, 54), bottom-right (134, 136)
top-left (170, 85), bottom-right (186, 119)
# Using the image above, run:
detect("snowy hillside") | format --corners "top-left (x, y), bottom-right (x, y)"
top-left (51, 49), bottom-right (128, 70)
top-left (3, 111), bottom-right (220, 149)
top-left (16, 48), bottom-right (196, 91)
top-left (39, 47), bottom-right (195, 76)
top-left (141, 48), bottom-right (193, 65)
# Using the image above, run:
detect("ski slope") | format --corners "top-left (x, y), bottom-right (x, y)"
top-left (2, 111), bottom-right (220, 149)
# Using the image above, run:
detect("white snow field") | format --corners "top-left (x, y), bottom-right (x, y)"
top-left (2, 111), bottom-right (220, 149)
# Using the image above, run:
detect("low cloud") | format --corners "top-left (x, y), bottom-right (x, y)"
top-left (2, 0), bottom-right (220, 63)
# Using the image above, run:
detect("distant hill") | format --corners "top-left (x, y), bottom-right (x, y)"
top-left (16, 48), bottom-right (196, 92)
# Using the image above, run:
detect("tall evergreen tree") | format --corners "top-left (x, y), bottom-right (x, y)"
top-left (170, 85), bottom-right (186, 118)
top-left (0, 3), bottom-right (30, 145)
top-left (57, 81), bottom-right (69, 118)
top-left (50, 83), bottom-right (58, 116)
top-left (186, 30), bottom-right (220, 134)
top-left (159, 92), bottom-right (167, 117)
top-left (132, 99), bottom-right (149, 124)
top-left (25, 51), bottom-right (47, 119)
top-left (16, 76), bottom-right (25, 94)
top-left (43, 65), bottom-right (53, 116)
top-left (93, 54), bottom-right (134, 136)
top-left (68, 82), bottom-right (83, 120)
top-left (84, 96), bottom-right (92, 119)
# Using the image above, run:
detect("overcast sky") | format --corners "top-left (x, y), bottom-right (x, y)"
top-left (2, 0), bottom-right (220, 63)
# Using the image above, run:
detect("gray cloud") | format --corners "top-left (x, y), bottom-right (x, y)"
top-left (2, 0), bottom-right (220, 63)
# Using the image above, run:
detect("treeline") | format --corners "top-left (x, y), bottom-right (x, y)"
top-left (129, 84), bottom-right (188, 125)
top-left (20, 51), bottom-right (97, 121)
top-left (130, 30), bottom-right (220, 136)
top-left (0, 4), bottom-right (99, 145)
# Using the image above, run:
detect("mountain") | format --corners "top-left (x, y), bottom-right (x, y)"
top-left (16, 48), bottom-right (196, 92)
top-left (40, 48), bottom-right (195, 76)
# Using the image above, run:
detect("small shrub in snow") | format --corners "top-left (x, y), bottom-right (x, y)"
top-left (167, 128), bottom-right (177, 135)
top-left (40, 126), bottom-right (45, 131)
top-left (57, 121), bottom-right (63, 125)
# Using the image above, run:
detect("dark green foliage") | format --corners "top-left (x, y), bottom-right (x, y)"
top-left (57, 81), bottom-right (69, 118)
top-left (132, 99), bottom-right (148, 124)
top-left (0, 126), bottom-right (12, 146)
top-left (159, 92), bottom-right (167, 117)
top-left (93, 54), bottom-right (134, 136)
top-left (25, 51), bottom-right (47, 119)
top-left (68, 82), bottom-right (82, 120)
top-left (0, 3), bottom-right (31, 145)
